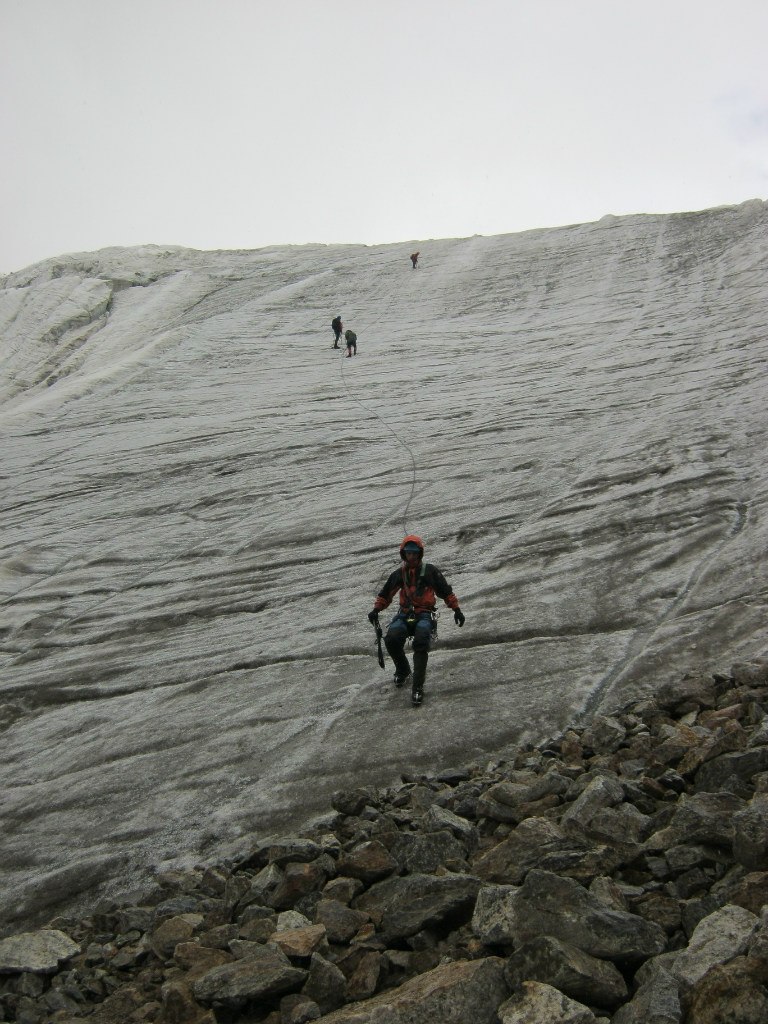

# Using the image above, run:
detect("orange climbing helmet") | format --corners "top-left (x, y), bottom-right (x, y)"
top-left (399, 535), bottom-right (424, 560)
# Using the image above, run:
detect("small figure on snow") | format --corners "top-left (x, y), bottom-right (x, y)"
top-left (331, 315), bottom-right (343, 348)
top-left (368, 535), bottom-right (465, 705)
top-left (410, 251), bottom-right (419, 269)
top-left (344, 328), bottom-right (357, 357)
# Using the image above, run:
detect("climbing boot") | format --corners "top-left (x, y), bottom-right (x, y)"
top-left (394, 668), bottom-right (411, 688)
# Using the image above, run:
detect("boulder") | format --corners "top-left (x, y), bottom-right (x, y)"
top-left (248, 862), bottom-right (285, 906)
top-left (729, 871), bottom-right (768, 915)
top-left (271, 862), bottom-right (329, 910)
top-left (503, 935), bottom-right (627, 1008)
top-left (271, 924), bottom-right (329, 959)
top-left (656, 674), bottom-right (717, 712)
top-left (301, 952), bottom-right (347, 1013)
top-left (192, 945), bottom-right (306, 1008)
top-left (733, 795), bottom-right (768, 869)
top-left (694, 748), bottom-right (768, 798)
top-left (0, 930), bottom-right (80, 974)
top-left (338, 841), bottom-right (397, 884)
top-left (731, 660), bottom-right (768, 687)
top-left (277, 910), bottom-right (313, 930)
top-left (332, 789), bottom-right (373, 817)
top-left (498, 980), bottom-right (598, 1023)
top-left (477, 772), bottom-right (568, 824)
top-left (150, 914), bottom-right (204, 959)
top-left (173, 942), bottom-right (233, 978)
top-left (508, 870), bottom-right (666, 961)
top-left (314, 899), bottom-right (370, 944)
top-left (561, 774), bottom-right (624, 829)
top-left (421, 805), bottom-right (478, 848)
top-left (471, 817), bottom-right (621, 885)
top-left (158, 979), bottom-right (218, 1024)
top-left (671, 904), bottom-right (760, 990)
top-left (299, 956), bottom-right (507, 1023)
top-left (471, 884), bottom-right (518, 945)
top-left (353, 873), bottom-right (482, 941)
top-left (685, 956), bottom-right (768, 1024)
top-left (323, 876), bottom-right (364, 905)
top-left (268, 838), bottom-right (324, 867)
top-left (280, 992), bottom-right (322, 1023)
top-left (388, 830), bottom-right (468, 873)
top-left (610, 965), bottom-right (681, 1023)
top-left (580, 716), bottom-right (626, 754)
top-left (645, 791), bottom-right (746, 850)
top-left (345, 950), bottom-right (385, 1001)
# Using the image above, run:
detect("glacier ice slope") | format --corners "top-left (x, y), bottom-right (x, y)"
top-left (1, 201), bottom-right (767, 932)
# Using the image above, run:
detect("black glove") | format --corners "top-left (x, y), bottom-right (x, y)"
top-left (368, 609), bottom-right (379, 625)
top-left (454, 608), bottom-right (465, 627)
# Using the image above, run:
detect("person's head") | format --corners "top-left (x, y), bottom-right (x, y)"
top-left (399, 534), bottom-right (424, 567)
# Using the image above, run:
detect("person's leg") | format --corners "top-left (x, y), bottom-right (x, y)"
top-left (411, 614), bottom-right (432, 702)
top-left (384, 614), bottom-right (411, 683)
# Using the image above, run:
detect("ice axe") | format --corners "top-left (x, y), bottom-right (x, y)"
top-left (372, 614), bottom-right (385, 669)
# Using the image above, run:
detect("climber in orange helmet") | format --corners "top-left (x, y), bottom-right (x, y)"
top-left (368, 535), bottom-right (465, 706)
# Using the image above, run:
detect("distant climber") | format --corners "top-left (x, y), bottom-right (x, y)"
top-left (344, 328), bottom-right (357, 357)
top-left (368, 536), bottom-right (464, 706)
top-left (410, 251), bottom-right (419, 269)
top-left (331, 315), bottom-right (343, 348)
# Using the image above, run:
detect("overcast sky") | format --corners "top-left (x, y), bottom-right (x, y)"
top-left (1, 0), bottom-right (767, 275)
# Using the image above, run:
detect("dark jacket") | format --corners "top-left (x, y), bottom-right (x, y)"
top-left (374, 562), bottom-right (459, 614)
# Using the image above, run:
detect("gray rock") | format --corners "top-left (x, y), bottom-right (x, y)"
top-left (281, 992), bottom-right (322, 1023)
top-left (300, 956), bottom-right (507, 1023)
top-left (471, 816), bottom-right (622, 885)
top-left (338, 841), bottom-right (398, 884)
top-left (354, 873), bottom-right (482, 942)
top-left (671, 904), bottom-right (760, 990)
top-left (150, 913), bottom-right (203, 959)
top-left (332, 789), bottom-right (373, 817)
top-left (645, 791), bottom-right (746, 850)
top-left (731, 660), bottom-right (768, 687)
top-left (193, 944), bottom-right (306, 1007)
top-left (314, 899), bottom-right (370, 944)
top-left (503, 935), bottom-right (627, 1008)
top-left (733, 794), bottom-right (768, 869)
top-left (277, 910), bottom-right (313, 930)
top-left (561, 774), bottom-right (624, 829)
top-left (656, 674), bottom-right (717, 712)
top-left (694, 748), bottom-right (768, 798)
top-left (685, 956), bottom-right (768, 1024)
top-left (581, 716), bottom-right (627, 754)
top-left (248, 862), bottom-right (285, 906)
top-left (322, 875), bottom-right (365, 905)
top-left (268, 838), bottom-right (324, 867)
top-left (388, 830), bottom-right (468, 874)
top-left (508, 870), bottom-right (666, 962)
top-left (0, 930), bottom-right (80, 975)
top-left (611, 965), bottom-right (681, 1023)
top-left (471, 884), bottom-right (518, 945)
top-left (477, 772), bottom-right (567, 823)
top-left (301, 952), bottom-right (347, 1013)
top-left (421, 805), bottom-right (478, 849)
top-left (498, 980), bottom-right (598, 1023)
top-left (271, 861), bottom-right (329, 911)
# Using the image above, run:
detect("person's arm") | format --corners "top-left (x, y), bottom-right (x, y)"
top-left (432, 565), bottom-right (465, 624)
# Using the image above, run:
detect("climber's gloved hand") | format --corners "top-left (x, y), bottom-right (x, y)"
top-left (454, 608), bottom-right (465, 627)
top-left (368, 609), bottom-right (379, 625)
